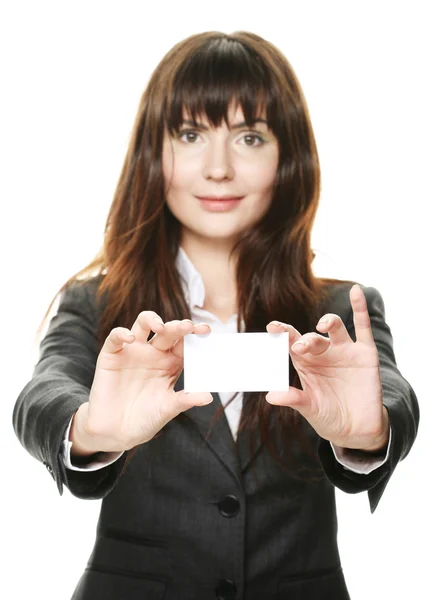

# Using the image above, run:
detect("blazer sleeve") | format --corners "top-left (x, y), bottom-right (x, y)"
top-left (317, 284), bottom-right (420, 513)
top-left (12, 278), bottom-right (128, 500)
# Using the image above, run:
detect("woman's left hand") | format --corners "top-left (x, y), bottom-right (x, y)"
top-left (266, 284), bottom-right (389, 452)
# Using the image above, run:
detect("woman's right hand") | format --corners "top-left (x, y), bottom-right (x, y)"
top-left (69, 311), bottom-right (213, 455)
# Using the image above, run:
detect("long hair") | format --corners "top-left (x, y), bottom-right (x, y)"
top-left (38, 31), bottom-right (353, 475)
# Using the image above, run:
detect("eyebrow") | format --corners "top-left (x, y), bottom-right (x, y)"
top-left (180, 118), bottom-right (268, 130)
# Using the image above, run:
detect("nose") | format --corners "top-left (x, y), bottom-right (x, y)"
top-left (203, 140), bottom-right (235, 181)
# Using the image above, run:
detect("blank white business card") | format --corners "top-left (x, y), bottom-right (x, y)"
top-left (183, 332), bottom-right (289, 392)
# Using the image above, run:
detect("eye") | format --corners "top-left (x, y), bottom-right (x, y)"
top-left (177, 129), bottom-right (201, 143)
top-left (242, 133), bottom-right (265, 147)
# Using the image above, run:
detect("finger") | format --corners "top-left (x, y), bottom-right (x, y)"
top-left (266, 321), bottom-right (302, 345)
top-left (130, 310), bottom-right (165, 343)
top-left (169, 323), bottom-right (212, 360)
top-left (149, 319), bottom-right (194, 352)
top-left (266, 387), bottom-right (307, 409)
top-left (152, 390), bottom-right (214, 434)
top-left (315, 313), bottom-right (352, 345)
top-left (291, 332), bottom-right (331, 356)
top-left (102, 327), bottom-right (135, 354)
top-left (350, 284), bottom-right (375, 345)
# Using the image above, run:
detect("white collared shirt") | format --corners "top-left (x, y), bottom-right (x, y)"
top-left (175, 246), bottom-right (245, 437)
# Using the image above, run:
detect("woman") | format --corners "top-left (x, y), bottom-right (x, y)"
top-left (13, 30), bottom-right (419, 600)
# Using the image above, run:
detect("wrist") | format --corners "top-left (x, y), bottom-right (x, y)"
top-left (69, 403), bottom-right (103, 457)
top-left (350, 406), bottom-right (390, 454)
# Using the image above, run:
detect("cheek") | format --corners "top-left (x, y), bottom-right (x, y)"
top-left (241, 152), bottom-right (278, 190)
top-left (162, 146), bottom-right (173, 191)
top-left (260, 155), bottom-right (279, 186)
top-left (245, 171), bottom-right (277, 200)
top-left (164, 155), bottom-right (197, 193)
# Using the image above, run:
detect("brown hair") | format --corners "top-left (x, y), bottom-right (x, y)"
top-left (38, 31), bottom-right (354, 476)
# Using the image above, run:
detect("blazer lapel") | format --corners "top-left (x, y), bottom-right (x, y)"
top-left (174, 370), bottom-right (243, 487)
top-left (235, 391), bottom-right (265, 473)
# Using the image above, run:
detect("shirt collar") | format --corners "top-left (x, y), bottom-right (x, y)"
top-left (175, 246), bottom-right (206, 308)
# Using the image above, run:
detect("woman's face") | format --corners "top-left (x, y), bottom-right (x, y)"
top-left (162, 102), bottom-right (279, 246)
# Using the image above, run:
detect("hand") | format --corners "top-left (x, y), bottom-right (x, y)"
top-left (265, 284), bottom-right (389, 452)
top-left (70, 312), bottom-right (213, 455)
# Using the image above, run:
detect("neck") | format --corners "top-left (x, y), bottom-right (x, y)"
top-left (180, 234), bottom-right (238, 316)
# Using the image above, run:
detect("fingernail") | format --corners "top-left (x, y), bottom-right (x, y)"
top-left (293, 339), bottom-right (308, 346)
top-left (318, 317), bottom-right (328, 324)
top-left (271, 321), bottom-right (281, 327)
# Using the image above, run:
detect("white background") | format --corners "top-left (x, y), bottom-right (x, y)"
top-left (1, 1), bottom-right (430, 598)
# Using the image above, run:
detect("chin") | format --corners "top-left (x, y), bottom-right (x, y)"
top-left (192, 227), bottom-right (242, 241)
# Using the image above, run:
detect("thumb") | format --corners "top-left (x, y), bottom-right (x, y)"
top-left (175, 390), bottom-right (214, 410)
top-left (266, 387), bottom-right (307, 409)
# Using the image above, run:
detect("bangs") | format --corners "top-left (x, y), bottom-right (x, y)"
top-left (164, 37), bottom-right (278, 135)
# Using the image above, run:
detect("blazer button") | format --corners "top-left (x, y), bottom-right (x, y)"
top-left (218, 494), bottom-right (240, 518)
top-left (215, 579), bottom-right (237, 599)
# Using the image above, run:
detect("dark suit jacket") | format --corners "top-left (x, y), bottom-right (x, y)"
top-left (12, 279), bottom-right (419, 600)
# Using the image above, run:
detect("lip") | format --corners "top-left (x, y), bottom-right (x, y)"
top-left (196, 196), bottom-right (244, 201)
top-left (197, 196), bottom-right (245, 212)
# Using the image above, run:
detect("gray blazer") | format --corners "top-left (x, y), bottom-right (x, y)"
top-left (12, 278), bottom-right (419, 600)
